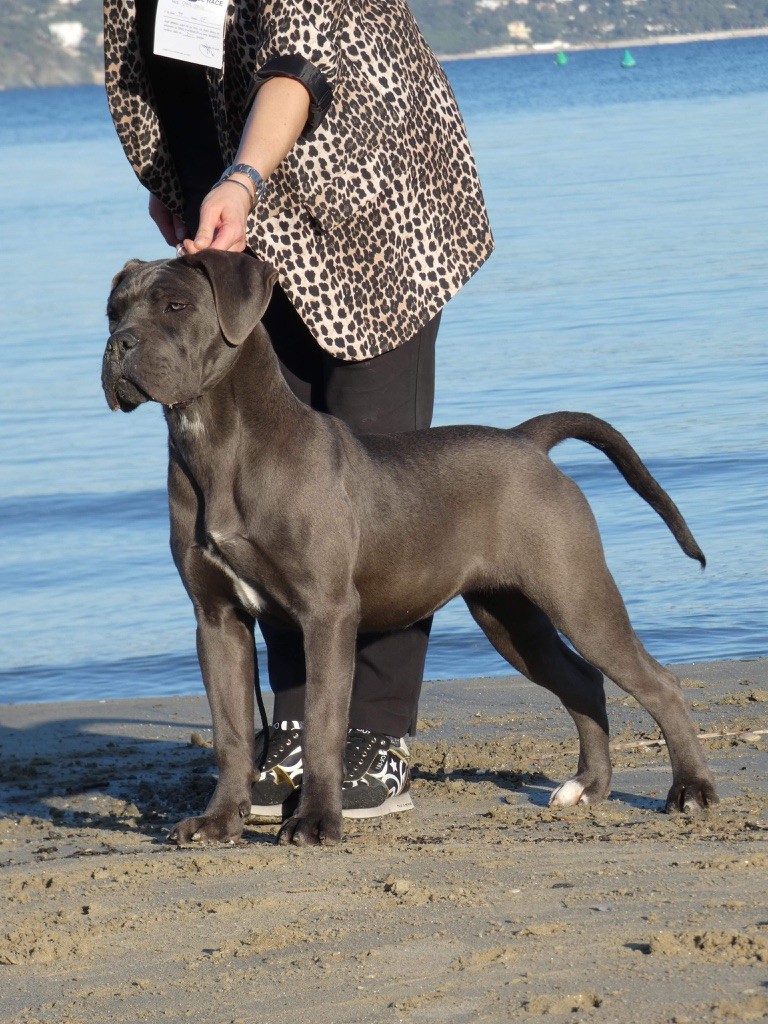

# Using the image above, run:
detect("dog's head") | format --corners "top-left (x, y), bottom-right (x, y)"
top-left (101, 250), bottom-right (277, 412)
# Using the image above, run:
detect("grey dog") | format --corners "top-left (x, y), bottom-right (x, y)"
top-left (101, 249), bottom-right (718, 847)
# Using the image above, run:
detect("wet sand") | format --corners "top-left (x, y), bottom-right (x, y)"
top-left (1, 658), bottom-right (766, 1023)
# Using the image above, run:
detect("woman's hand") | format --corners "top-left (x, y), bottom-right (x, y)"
top-left (180, 76), bottom-right (311, 255)
top-left (149, 193), bottom-right (187, 247)
top-left (181, 180), bottom-right (252, 254)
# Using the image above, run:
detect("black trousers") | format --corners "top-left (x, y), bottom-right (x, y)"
top-left (139, 30), bottom-right (438, 737)
top-left (260, 286), bottom-right (440, 738)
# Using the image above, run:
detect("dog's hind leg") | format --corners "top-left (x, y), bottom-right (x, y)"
top-left (526, 545), bottom-right (718, 813)
top-left (464, 591), bottom-right (613, 807)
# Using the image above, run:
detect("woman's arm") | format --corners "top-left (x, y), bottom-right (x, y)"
top-left (182, 75), bottom-right (311, 254)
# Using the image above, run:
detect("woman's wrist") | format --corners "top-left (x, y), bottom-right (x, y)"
top-left (219, 174), bottom-right (256, 209)
top-left (229, 163), bottom-right (267, 201)
top-left (212, 164), bottom-right (264, 212)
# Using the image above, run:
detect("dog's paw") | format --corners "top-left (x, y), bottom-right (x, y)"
top-left (549, 770), bottom-right (612, 808)
top-left (277, 810), bottom-right (343, 847)
top-left (665, 778), bottom-right (719, 814)
top-left (549, 778), bottom-right (589, 807)
top-left (167, 811), bottom-right (245, 846)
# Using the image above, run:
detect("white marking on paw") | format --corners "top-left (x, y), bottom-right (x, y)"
top-left (549, 779), bottom-right (589, 807)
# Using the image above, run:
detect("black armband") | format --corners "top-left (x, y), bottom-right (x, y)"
top-left (247, 54), bottom-right (333, 137)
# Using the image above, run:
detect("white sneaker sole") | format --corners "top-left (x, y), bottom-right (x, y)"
top-left (247, 803), bottom-right (289, 822)
top-left (249, 789), bottom-right (415, 822)
top-left (342, 790), bottom-right (415, 819)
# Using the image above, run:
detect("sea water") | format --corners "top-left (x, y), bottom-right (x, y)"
top-left (0, 37), bottom-right (766, 703)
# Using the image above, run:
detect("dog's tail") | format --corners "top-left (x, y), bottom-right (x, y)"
top-left (514, 412), bottom-right (705, 568)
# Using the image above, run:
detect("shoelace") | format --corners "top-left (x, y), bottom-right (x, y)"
top-left (345, 731), bottom-right (389, 773)
top-left (256, 725), bottom-right (301, 771)
top-left (256, 727), bottom-right (394, 775)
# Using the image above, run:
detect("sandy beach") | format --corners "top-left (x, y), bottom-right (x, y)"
top-left (1, 658), bottom-right (766, 1023)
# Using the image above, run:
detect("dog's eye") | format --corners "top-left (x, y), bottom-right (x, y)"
top-left (165, 301), bottom-right (190, 313)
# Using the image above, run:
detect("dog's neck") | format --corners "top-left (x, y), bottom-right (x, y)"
top-left (163, 325), bottom-right (313, 491)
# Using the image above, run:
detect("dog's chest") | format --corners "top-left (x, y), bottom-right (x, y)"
top-left (201, 532), bottom-right (265, 616)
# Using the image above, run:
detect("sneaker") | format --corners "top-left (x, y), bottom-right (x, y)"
top-left (248, 725), bottom-right (415, 821)
top-left (341, 729), bottom-right (414, 819)
top-left (249, 720), bottom-right (303, 818)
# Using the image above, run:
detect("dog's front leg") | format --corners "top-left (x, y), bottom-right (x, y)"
top-left (168, 605), bottom-right (257, 845)
top-left (278, 607), bottom-right (358, 847)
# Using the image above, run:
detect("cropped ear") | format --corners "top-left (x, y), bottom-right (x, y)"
top-left (110, 259), bottom-right (146, 293)
top-left (183, 250), bottom-right (278, 345)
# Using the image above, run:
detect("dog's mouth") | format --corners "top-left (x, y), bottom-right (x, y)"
top-left (108, 377), bottom-right (154, 413)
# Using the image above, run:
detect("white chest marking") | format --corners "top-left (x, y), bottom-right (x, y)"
top-left (201, 542), bottom-right (264, 615)
top-left (175, 409), bottom-right (206, 440)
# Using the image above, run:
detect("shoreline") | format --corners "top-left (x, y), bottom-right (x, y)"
top-left (2, 656), bottom-right (766, 755)
top-left (438, 26), bottom-right (768, 62)
top-left (3, 647), bottom-right (766, 709)
top-left (2, 26), bottom-right (768, 94)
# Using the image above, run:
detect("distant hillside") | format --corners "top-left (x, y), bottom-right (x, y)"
top-left (1, 0), bottom-right (103, 90)
top-left (411, 0), bottom-right (768, 54)
top-left (2, 0), bottom-right (768, 91)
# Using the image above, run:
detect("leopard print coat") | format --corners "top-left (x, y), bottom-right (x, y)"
top-left (103, 0), bottom-right (494, 359)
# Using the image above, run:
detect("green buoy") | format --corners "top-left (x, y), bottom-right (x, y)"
top-left (555, 51), bottom-right (568, 66)
top-left (620, 48), bottom-right (636, 68)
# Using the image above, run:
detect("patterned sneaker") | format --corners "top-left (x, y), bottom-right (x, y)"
top-left (341, 729), bottom-right (415, 819)
top-left (249, 720), bottom-right (303, 818)
top-left (249, 724), bottom-right (415, 821)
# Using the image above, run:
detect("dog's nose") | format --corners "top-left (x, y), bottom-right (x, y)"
top-left (108, 331), bottom-right (139, 356)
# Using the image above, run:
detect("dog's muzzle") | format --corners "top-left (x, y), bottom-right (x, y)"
top-left (102, 333), bottom-right (151, 412)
